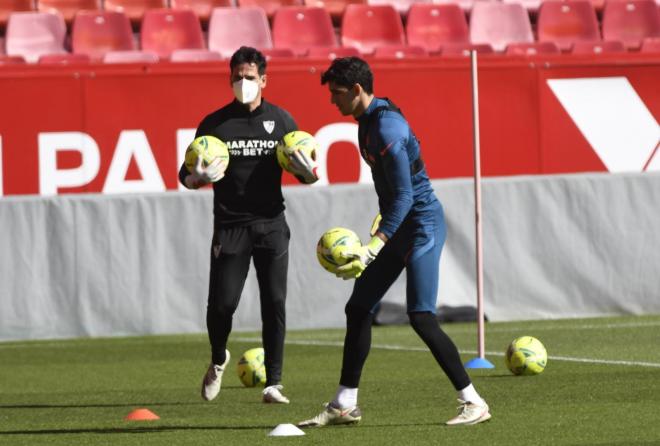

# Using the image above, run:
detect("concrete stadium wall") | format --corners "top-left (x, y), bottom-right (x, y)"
top-left (1, 172), bottom-right (659, 341)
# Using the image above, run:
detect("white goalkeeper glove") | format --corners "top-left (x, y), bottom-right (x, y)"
top-left (288, 149), bottom-right (319, 184)
top-left (335, 235), bottom-right (385, 280)
top-left (185, 157), bottom-right (226, 189)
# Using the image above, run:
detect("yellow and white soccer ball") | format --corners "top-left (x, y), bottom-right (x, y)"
top-left (276, 130), bottom-right (318, 173)
top-left (316, 227), bottom-right (362, 274)
top-left (237, 347), bottom-right (267, 387)
top-left (505, 336), bottom-right (547, 376)
top-left (184, 135), bottom-right (229, 174)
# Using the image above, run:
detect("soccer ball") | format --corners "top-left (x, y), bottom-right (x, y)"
top-left (316, 227), bottom-right (362, 274)
top-left (505, 336), bottom-right (547, 376)
top-left (237, 347), bottom-right (267, 387)
top-left (276, 131), bottom-right (318, 173)
top-left (184, 135), bottom-right (229, 174)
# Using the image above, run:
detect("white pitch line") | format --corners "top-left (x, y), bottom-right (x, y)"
top-left (234, 337), bottom-right (660, 369)
top-left (543, 355), bottom-right (660, 368)
top-left (468, 351), bottom-right (660, 368)
top-left (448, 320), bottom-right (660, 334)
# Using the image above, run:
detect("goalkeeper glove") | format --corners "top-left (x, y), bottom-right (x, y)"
top-left (335, 235), bottom-right (385, 280)
top-left (185, 157), bottom-right (226, 189)
top-left (288, 149), bottom-right (319, 184)
top-left (370, 213), bottom-right (382, 237)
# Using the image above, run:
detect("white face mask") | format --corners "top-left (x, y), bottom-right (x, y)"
top-left (232, 78), bottom-right (260, 104)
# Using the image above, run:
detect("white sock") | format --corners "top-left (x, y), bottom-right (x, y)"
top-left (331, 385), bottom-right (358, 409)
top-left (458, 383), bottom-right (485, 405)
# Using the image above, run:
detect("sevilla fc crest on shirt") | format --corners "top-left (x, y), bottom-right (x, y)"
top-left (263, 120), bottom-right (275, 134)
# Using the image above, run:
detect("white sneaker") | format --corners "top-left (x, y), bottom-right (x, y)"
top-left (201, 349), bottom-right (230, 401)
top-left (298, 402), bottom-right (362, 428)
top-left (262, 384), bottom-right (290, 404)
top-left (445, 399), bottom-right (491, 425)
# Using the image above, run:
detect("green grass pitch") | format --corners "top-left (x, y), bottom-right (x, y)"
top-left (1, 315), bottom-right (660, 445)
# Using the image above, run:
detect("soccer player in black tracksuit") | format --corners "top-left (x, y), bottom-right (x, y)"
top-left (179, 47), bottom-right (319, 405)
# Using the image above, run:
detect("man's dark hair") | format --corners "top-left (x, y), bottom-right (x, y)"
top-left (230, 46), bottom-right (267, 75)
top-left (320, 57), bottom-right (373, 94)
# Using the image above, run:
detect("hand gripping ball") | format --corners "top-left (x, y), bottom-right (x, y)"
top-left (316, 227), bottom-right (362, 274)
top-left (276, 131), bottom-right (318, 173)
top-left (184, 135), bottom-right (229, 173)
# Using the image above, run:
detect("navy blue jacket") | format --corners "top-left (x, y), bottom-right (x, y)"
top-left (357, 97), bottom-right (440, 239)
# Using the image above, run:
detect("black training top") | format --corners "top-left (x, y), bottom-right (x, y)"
top-left (179, 98), bottom-right (298, 227)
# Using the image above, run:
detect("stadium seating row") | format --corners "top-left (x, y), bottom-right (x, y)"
top-left (2, 0), bottom-right (659, 24)
top-left (1, 2), bottom-right (659, 64)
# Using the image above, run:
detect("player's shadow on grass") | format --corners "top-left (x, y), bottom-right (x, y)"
top-left (0, 422), bottom-right (447, 436)
top-left (0, 425), bottom-right (275, 435)
top-left (475, 374), bottom-right (518, 379)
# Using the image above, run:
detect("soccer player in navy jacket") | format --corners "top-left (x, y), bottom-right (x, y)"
top-left (299, 57), bottom-right (491, 427)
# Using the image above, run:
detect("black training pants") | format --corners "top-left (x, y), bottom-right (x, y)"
top-left (206, 216), bottom-right (289, 386)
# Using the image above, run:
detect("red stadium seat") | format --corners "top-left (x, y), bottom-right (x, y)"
top-left (440, 42), bottom-right (494, 56)
top-left (104, 0), bottom-right (168, 23)
top-left (341, 4), bottom-right (405, 54)
top-left (71, 11), bottom-right (135, 60)
top-left (502, 0), bottom-right (542, 14)
top-left (306, 45), bottom-right (361, 58)
top-left (505, 41), bottom-right (561, 55)
top-left (367, 0), bottom-right (416, 14)
top-left (570, 40), bottom-right (626, 53)
top-left (469, 2), bottom-right (533, 52)
top-left (537, 0), bottom-right (601, 52)
top-left (640, 36), bottom-right (660, 52)
top-left (0, 55), bottom-right (27, 64)
top-left (103, 49), bottom-right (159, 63)
top-left (527, 0), bottom-right (604, 14)
top-left (602, 0), bottom-right (660, 50)
top-left (303, 0), bottom-right (365, 22)
top-left (237, 0), bottom-right (303, 18)
top-left (38, 53), bottom-right (91, 64)
top-left (170, 48), bottom-right (223, 61)
top-left (406, 4), bottom-right (469, 54)
top-left (170, 0), bottom-right (234, 22)
top-left (5, 11), bottom-right (67, 62)
top-left (208, 7), bottom-right (272, 58)
top-left (260, 47), bottom-right (297, 59)
top-left (427, 0), bottom-right (473, 13)
top-left (140, 9), bottom-right (205, 59)
top-left (0, 0), bottom-right (35, 27)
top-left (272, 7), bottom-right (337, 56)
top-left (373, 44), bottom-right (429, 58)
top-left (37, 0), bottom-right (101, 23)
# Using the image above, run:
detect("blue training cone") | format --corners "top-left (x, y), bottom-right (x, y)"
top-left (465, 357), bottom-right (495, 369)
